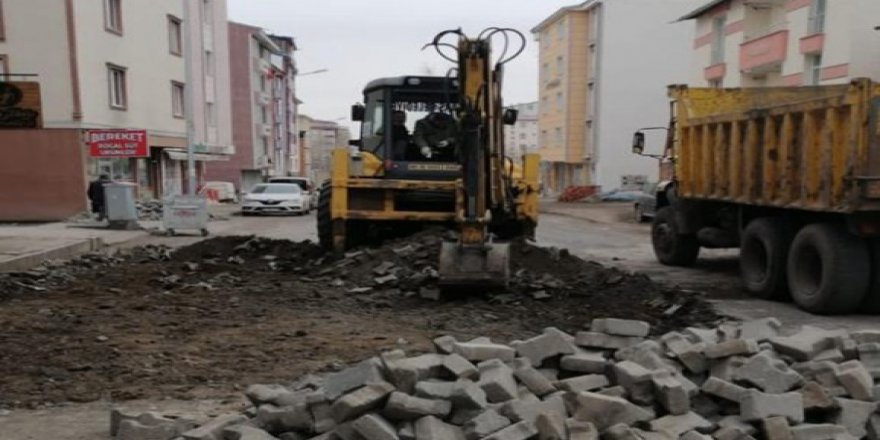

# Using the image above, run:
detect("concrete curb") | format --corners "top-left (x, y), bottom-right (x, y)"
top-left (0, 237), bottom-right (104, 273)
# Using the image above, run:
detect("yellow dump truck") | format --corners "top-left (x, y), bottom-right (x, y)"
top-left (633, 79), bottom-right (880, 314)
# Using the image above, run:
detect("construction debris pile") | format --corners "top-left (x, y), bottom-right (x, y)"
top-left (0, 245), bottom-right (172, 297)
top-left (112, 317), bottom-right (880, 440)
top-left (137, 200), bottom-right (165, 221)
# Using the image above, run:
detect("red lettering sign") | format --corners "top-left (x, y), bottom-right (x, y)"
top-left (85, 129), bottom-right (149, 158)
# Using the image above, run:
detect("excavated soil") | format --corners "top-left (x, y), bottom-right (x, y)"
top-left (0, 232), bottom-right (719, 408)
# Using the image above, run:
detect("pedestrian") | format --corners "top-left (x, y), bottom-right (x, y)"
top-left (87, 174), bottom-right (111, 221)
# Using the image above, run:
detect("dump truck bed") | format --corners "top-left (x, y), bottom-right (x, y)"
top-left (671, 79), bottom-right (880, 213)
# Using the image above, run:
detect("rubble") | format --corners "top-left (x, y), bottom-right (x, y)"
top-left (108, 315), bottom-right (880, 440)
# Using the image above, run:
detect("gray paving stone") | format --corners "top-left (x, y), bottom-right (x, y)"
top-left (352, 413), bottom-right (398, 440)
top-left (591, 318), bottom-right (650, 337)
top-left (331, 382), bottom-right (396, 423)
top-left (566, 391), bottom-right (654, 431)
top-left (384, 392), bottom-right (451, 420)
top-left (516, 331), bottom-right (576, 366)
top-left (832, 398), bottom-right (878, 438)
top-left (462, 409), bottom-right (511, 440)
top-left (413, 415), bottom-right (465, 440)
top-left (740, 390), bottom-right (804, 424)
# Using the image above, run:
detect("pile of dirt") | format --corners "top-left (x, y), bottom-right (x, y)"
top-left (0, 232), bottom-right (720, 409)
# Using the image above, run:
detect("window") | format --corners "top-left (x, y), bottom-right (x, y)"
top-left (204, 51), bottom-right (215, 77)
top-left (709, 79), bottom-right (723, 89)
top-left (0, 0), bottom-right (6, 42)
top-left (519, 133), bottom-right (526, 140)
top-left (104, 0), bottom-right (122, 34)
top-left (168, 15), bottom-right (182, 56)
top-left (202, 0), bottom-right (213, 24)
top-left (711, 16), bottom-right (726, 65)
top-left (540, 130), bottom-right (548, 145)
top-left (557, 19), bottom-right (566, 40)
top-left (808, 0), bottom-right (826, 34)
top-left (206, 103), bottom-right (216, 126)
top-left (261, 105), bottom-right (268, 124)
top-left (805, 53), bottom-right (823, 85)
top-left (171, 82), bottom-right (185, 118)
top-left (541, 96), bottom-right (548, 113)
top-left (541, 63), bottom-right (549, 82)
top-left (556, 56), bottom-right (564, 76)
top-left (259, 74), bottom-right (267, 92)
top-left (107, 64), bottom-right (127, 109)
top-left (556, 92), bottom-right (563, 111)
top-left (555, 127), bottom-right (563, 144)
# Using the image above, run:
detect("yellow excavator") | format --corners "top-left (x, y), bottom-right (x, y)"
top-left (316, 28), bottom-right (540, 288)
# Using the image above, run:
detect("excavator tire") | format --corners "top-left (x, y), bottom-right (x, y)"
top-left (317, 180), bottom-right (333, 249)
top-left (317, 180), bottom-right (367, 251)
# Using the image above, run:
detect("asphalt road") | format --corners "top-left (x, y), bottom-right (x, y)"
top-left (535, 203), bottom-right (879, 333)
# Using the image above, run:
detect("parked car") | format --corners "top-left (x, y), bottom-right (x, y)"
top-left (268, 177), bottom-right (317, 209)
top-left (200, 181), bottom-right (238, 203)
top-left (633, 183), bottom-right (658, 223)
top-left (241, 183), bottom-right (310, 216)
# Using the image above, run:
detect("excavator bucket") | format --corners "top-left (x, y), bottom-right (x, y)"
top-left (438, 241), bottom-right (510, 289)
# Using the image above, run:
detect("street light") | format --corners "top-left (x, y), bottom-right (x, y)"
top-left (298, 68), bottom-right (329, 77)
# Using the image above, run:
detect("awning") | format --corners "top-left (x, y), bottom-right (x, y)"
top-left (164, 149), bottom-right (229, 162)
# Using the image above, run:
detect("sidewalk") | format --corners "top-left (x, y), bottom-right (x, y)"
top-left (539, 200), bottom-right (634, 225)
top-left (0, 221), bottom-right (156, 272)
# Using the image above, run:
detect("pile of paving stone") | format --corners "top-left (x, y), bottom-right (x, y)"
top-left (137, 200), bottom-right (165, 221)
top-left (110, 317), bottom-right (880, 440)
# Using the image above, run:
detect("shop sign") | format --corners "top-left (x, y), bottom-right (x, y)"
top-left (86, 129), bottom-right (148, 158)
top-left (0, 82), bottom-right (42, 128)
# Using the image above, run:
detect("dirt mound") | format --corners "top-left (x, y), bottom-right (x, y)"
top-left (0, 233), bottom-right (719, 409)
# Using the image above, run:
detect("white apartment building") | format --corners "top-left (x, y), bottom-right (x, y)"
top-left (0, 0), bottom-right (233, 200)
top-left (533, 0), bottom-right (704, 192)
top-left (683, 0), bottom-right (880, 88)
top-left (503, 102), bottom-right (539, 162)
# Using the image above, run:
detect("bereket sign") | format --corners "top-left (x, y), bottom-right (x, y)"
top-left (86, 129), bottom-right (149, 158)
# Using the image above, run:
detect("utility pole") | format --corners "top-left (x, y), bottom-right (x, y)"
top-left (182, 0), bottom-right (196, 196)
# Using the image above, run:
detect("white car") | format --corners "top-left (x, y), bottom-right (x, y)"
top-left (241, 183), bottom-right (311, 216)
top-left (268, 176), bottom-right (318, 210)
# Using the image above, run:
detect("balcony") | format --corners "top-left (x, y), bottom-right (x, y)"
top-left (740, 30), bottom-right (789, 73)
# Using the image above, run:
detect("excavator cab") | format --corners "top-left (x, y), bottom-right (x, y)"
top-left (351, 76), bottom-right (464, 182)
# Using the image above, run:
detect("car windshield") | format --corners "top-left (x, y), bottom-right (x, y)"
top-left (251, 184), bottom-right (301, 194)
top-left (269, 179), bottom-right (309, 191)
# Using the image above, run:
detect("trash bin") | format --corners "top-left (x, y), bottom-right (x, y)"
top-left (163, 196), bottom-right (209, 236)
top-left (104, 182), bottom-right (139, 230)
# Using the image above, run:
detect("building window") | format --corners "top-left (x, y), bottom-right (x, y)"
top-left (556, 56), bottom-right (564, 76)
top-left (261, 105), bottom-right (269, 124)
top-left (540, 130), bottom-right (548, 145)
top-left (805, 53), bottom-right (823, 85)
top-left (555, 127), bottom-right (563, 144)
top-left (541, 96), bottom-right (548, 113)
top-left (556, 19), bottom-right (566, 40)
top-left (168, 15), bottom-right (182, 56)
top-left (206, 103), bottom-right (216, 126)
top-left (709, 79), bottom-right (723, 88)
top-left (107, 64), bottom-right (127, 109)
top-left (171, 81), bottom-right (185, 118)
top-left (541, 63), bottom-right (549, 82)
top-left (202, 0), bottom-right (213, 24)
top-left (0, 0), bottom-right (6, 42)
top-left (711, 16), bottom-right (726, 65)
top-left (519, 133), bottom-right (526, 140)
top-left (204, 51), bottom-right (215, 77)
top-left (808, 0), bottom-right (826, 34)
top-left (556, 92), bottom-right (563, 111)
top-left (104, 0), bottom-right (123, 35)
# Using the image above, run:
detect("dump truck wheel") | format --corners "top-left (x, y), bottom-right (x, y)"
top-left (740, 218), bottom-right (795, 300)
top-left (863, 240), bottom-right (880, 314)
top-left (787, 223), bottom-right (869, 314)
top-left (652, 207), bottom-right (699, 266)
top-left (317, 180), bottom-right (333, 249)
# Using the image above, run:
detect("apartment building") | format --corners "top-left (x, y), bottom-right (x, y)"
top-left (533, 0), bottom-right (703, 192)
top-left (503, 102), bottom-right (539, 161)
top-left (204, 22), bottom-right (296, 193)
top-left (684, 0), bottom-right (880, 88)
top-left (297, 114), bottom-right (351, 184)
top-left (0, 0), bottom-right (233, 220)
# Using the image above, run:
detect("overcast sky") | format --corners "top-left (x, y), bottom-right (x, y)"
top-left (227, 0), bottom-right (579, 128)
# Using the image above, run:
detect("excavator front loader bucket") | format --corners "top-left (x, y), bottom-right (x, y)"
top-left (438, 241), bottom-right (510, 289)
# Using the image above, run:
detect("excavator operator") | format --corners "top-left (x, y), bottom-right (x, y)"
top-left (413, 112), bottom-right (457, 161)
